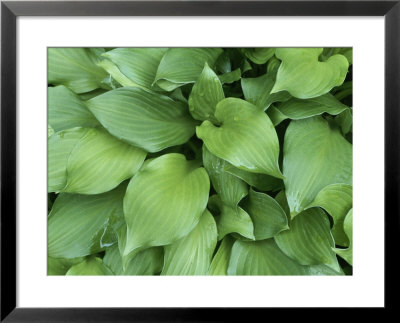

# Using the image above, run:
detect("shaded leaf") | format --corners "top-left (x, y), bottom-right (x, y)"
top-left (242, 48), bottom-right (275, 64)
top-left (87, 87), bottom-right (197, 153)
top-left (307, 184), bottom-right (352, 246)
top-left (242, 188), bottom-right (288, 240)
top-left (218, 68), bottom-right (241, 84)
top-left (48, 256), bottom-right (85, 275)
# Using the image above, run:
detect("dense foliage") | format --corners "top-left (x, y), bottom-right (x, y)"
top-left (48, 47), bottom-right (352, 275)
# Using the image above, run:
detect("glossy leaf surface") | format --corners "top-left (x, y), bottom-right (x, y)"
top-left (209, 235), bottom-right (235, 275)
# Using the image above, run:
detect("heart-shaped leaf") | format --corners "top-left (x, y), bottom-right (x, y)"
top-left (188, 63), bottom-right (224, 123)
top-left (209, 235), bottom-right (235, 275)
top-left (154, 48), bottom-right (223, 91)
top-left (241, 189), bottom-right (288, 240)
top-left (122, 153), bottom-right (210, 265)
top-left (48, 48), bottom-right (108, 93)
top-left (63, 128), bottom-right (146, 194)
top-left (272, 48), bottom-right (349, 99)
top-left (48, 256), bottom-right (85, 275)
top-left (274, 208), bottom-right (340, 271)
top-left (283, 116), bottom-right (352, 217)
top-left (48, 85), bottom-right (99, 132)
top-left (66, 257), bottom-right (113, 275)
top-left (162, 210), bottom-right (217, 275)
top-left (86, 87), bottom-right (197, 153)
top-left (307, 184), bottom-right (352, 246)
top-left (48, 184), bottom-right (125, 258)
top-left (196, 98), bottom-right (283, 178)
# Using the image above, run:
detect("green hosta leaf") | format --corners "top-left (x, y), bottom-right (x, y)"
top-left (242, 48), bottom-right (275, 64)
top-left (48, 184), bottom-right (125, 258)
top-left (97, 59), bottom-right (137, 87)
top-left (162, 210), bottom-right (217, 275)
top-left (63, 128), bottom-right (146, 194)
top-left (122, 153), bottom-right (210, 265)
top-left (274, 190), bottom-right (290, 216)
top-left (101, 48), bottom-right (167, 89)
top-left (208, 195), bottom-right (254, 241)
top-left (48, 127), bottom-right (89, 192)
top-left (209, 235), bottom-right (234, 275)
top-left (242, 189), bottom-right (288, 240)
top-left (48, 85), bottom-right (99, 132)
top-left (66, 257), bottom-right (113, 275)
top-left (274, 208), bottom-right (340, 271)
top-left (241, 73), bottom-right (290, 110)
top-left (228, 239), bottom-right (310, 275)
top-left (103, 244), bottom-right (163, 275)
top-left (188, 63), bottom-right (224, 123)
top-left (218, 68), bottom-right (241, 84)
top-left (224, 163), bottom-right (283, 192)
top-left (48, 256), bottom-right (84, 275)
top-left (78, 89), bottom-right (108, 101)
top-left (283, 116), bottom-right (352, 217)
top-left (266, 105), bottom-right (288, 126)
top-left (196, 98), bottom-right (283, 178)
top-left (86, 87), bottom-right (197, 153)
top-left (48, 48), bottom-right (108, 93)
top-left (307, 184), bottom-right (352, 246)
top-left (272, 48), bottom-right (349, 99)
top-left (334, 209), bottom-right (353, 265)
top-left (335, 109), bottom-right (353, 135)
top-left (202, 146), bottom-right (247, 207)
top-left (154, 48), bottom-right (223, 91)
top-left (276, 93), bottom-right (348, 120)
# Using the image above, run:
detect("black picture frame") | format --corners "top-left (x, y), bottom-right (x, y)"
top-left (1, 0), bottom-right (398, 321)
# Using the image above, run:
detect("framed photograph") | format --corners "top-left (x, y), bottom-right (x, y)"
top-left (1, 0), bottom-right (398, 320)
